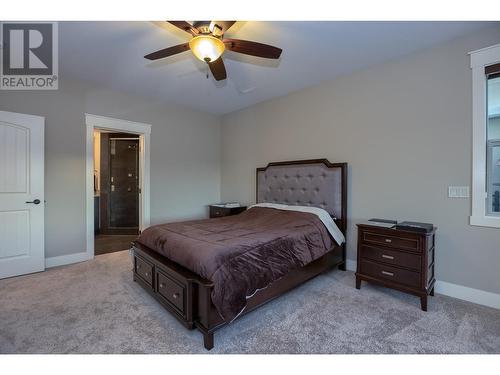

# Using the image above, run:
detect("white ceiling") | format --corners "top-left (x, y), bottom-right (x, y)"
top-left (59, 21), bottom-right (498, 115)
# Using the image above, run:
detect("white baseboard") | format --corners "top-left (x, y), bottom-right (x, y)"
top-left (434, 280), bottom-right (500, 310)
top-left (346, 259), bottom-right (357, 272)
top-left (345, 258), bottom-right (500, 310)
top-left (45, 251), bottom-right (92, 268)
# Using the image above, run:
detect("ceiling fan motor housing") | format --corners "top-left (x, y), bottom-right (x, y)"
top-left (193, 21), bottom-right (223, 36)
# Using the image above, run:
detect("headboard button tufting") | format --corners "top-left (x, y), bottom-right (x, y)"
top-left (256, 160), bottom-right (345, 220)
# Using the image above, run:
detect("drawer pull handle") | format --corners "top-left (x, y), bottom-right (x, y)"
top-left (385, 239), bottom-right (392, 243)
top-left (172, 293), bottom-right (179, 299)
top-left (144, 272), bottom-right (149, 277)
top-left (382, 254), bottom-right (394, 260)
top-left (159, 283), bottom-right (165, 289)
top-left (137, 264), bottom-right (141, 269)
top-left (381, 270), bottom-right (394, 277)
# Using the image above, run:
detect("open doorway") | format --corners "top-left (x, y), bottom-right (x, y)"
top-left (94, 130), bottom-right (140, 255)
top-left (86, 114), bottom-right (151, 259)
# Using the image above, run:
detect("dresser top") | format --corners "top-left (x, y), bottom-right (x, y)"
top-left (357, 222), bottom-right (437, 235)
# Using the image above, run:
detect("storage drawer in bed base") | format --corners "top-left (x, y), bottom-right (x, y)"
top-left (132, 241), bottom-right (345, 351)
top-left (132, 245), bottom-right (200, 330)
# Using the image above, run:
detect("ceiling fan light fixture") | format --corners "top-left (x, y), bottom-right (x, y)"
top-left (189, 35), bottom-right (225, 63)
top-left (145, 21), bottom-right (282, 81)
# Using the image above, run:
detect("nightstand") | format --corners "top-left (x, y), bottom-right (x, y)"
top-left (209, 204), bottom-right (247, 218)
top-left (356, 223), bottom-right (436, 311)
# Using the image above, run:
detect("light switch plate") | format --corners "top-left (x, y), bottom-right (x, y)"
top-left (448, 186), bottom-right (470, 198)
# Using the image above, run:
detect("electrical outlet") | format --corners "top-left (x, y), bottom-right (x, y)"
top-left (448, 186), bottom-right (470, 198)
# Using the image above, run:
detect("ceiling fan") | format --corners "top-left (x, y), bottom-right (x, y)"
top-left (144, 21), bottom-right (282, 81)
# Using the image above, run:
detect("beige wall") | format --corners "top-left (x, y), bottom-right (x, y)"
top-left (220, 26), bottom-right (500, 294)
top-left (0, 78), bottom-right (221, 259)
top-left (1, 25), bottom-right (499, 295)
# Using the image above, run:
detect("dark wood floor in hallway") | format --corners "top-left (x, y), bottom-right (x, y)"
top-left (95, 234), bottom-right (138, 256)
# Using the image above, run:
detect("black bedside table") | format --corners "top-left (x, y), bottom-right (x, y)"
top-left (209, 204), bottom-right (247, 218)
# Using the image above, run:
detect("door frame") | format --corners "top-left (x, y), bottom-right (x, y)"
top-left (85, 114), bottom-right (151, 259)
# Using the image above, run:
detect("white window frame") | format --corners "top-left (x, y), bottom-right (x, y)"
top-left (470, 43), bottom-right (500, 228)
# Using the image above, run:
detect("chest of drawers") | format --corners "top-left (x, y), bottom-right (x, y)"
top-left (209, 205), bottom-right (247, 218)
top-left (355, 223), bottom-right (436, 311)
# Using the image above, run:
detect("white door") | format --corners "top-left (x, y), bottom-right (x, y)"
top-left (0, 111), bottom-right (44, 279)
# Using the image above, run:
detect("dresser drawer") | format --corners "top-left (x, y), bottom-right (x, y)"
top-left (209, 206), bottom-right (227, 218)
top-left (156, 270), bottom-right (185, 314)
top-left (134, 255), bottom-right (154, 286)
top-left (359, 259), bottom-right (421, 288)
top-left (362, 231), bottom-right (419, 252)
top-left (209, 205), bottom-right (246, 218)
top-left (360, 245), bottom-right (421, 271)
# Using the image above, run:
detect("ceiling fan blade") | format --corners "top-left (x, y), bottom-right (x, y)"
top-left (223, 39), bottom-right (282, 59)
top-left (167, 21), bottom-right (199, 36)
top-left (144, 43), bottom-right (190, 60)
top-left (208, 58), bottom-right (227, 81)
top-left (210, 21), bottom-right (236, 35)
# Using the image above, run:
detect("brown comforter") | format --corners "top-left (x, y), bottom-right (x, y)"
top-left (137, 206), bottom-right (335, 321)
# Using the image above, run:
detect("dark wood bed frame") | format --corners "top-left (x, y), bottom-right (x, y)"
top-left (132, 159), bottom-right (347, 350)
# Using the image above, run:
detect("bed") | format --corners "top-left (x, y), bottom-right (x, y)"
top-left (131, 159), bottom-right (347, 350)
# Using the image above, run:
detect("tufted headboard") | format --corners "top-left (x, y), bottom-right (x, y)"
top-left (256, 159), bottom-right (347, 234)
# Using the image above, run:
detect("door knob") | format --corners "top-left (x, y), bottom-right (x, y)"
top-left (26, 199), bottom-right (41, 204)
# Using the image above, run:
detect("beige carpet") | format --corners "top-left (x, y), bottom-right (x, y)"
top-left (0, 250), bottom-right (499, 354)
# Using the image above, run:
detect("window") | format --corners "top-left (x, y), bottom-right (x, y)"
top-left (470, 44), bottom-right (500, 228)
top-left (487, 72), bottom-right (500, 216)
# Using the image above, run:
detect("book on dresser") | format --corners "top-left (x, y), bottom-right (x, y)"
top-left (355, 222), bottom-right (436, 311)
top-left (395, 221), bottom-right (434, 233)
